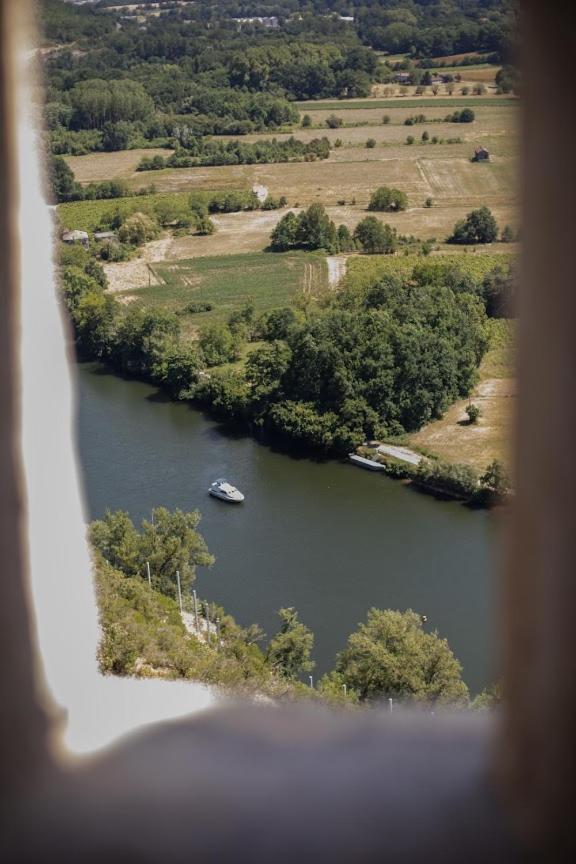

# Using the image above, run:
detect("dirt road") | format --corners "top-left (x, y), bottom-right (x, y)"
top-left (326, 255), bottom-right (347, 287)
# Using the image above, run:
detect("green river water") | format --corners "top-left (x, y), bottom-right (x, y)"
top-left (77, 362), bottom-right (499, 694)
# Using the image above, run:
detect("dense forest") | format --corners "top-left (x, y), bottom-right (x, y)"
top-left (41, 1), bottom-right (516, 155)
top-left (58, 230), bottom-right (514, 461)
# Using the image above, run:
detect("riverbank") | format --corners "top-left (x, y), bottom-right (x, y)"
top-left (77, 362), bottom-right (496, 694)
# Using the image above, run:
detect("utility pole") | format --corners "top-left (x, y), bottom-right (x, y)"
top-left (388, 697), bottom-right (394, 713)
top-left (193, 589), bottom-right (199, 633)
top-left (216, 617), bottom-right (221, 651)
top-left (309, 675), bottom-right (314, 689)
top-left (146, 561), bottom-right (151, 589)
top-left (342, 684), bottom-right (347, 696)
top-left (205, 602), bottom-right (211, 645)
top-left (176, 570), bottom-right (182, 614)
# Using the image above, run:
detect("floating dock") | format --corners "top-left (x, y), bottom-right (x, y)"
top-left (348, 454), bottom-right (385, 472)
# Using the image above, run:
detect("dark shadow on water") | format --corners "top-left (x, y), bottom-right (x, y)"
top-left (146, 389), bottom-right (174, 404)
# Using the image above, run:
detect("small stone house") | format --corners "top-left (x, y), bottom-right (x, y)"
top-left (62, 229), bottom-right (89, 248)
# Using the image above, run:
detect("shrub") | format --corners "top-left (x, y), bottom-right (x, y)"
top-left (466, 403), bottom-right (481, 424)
top-left (366, 138), bottom-right (377, 148)
top-left (448, 206), bottom-right (499, 245)
top-left (301, 114), bottom-right (312, 127)
top-left (480, 460), bottom-right (511, 499)
top-left (184, 301), bottom-right (214, 314)
top-left (382, 115), bottom-right (390, 125)
top-left (118, 212), bottom-right (160, 246)
top-left (446, 108), bottom-right (475, 123)
top-left (368, 186), bottom-right (408, 213)
top-left (414, 460), bottom-right (479, 499)
top-left (406, 135), bottom-right (414, 145)
top-left (353, 217), bottom-right (397, 254)
top-left (421, 130), bottom-right (429, 142)
top-left (326, 114), bottom-right (344, 129)
top-left (425, 197), bottom-right (433, 208)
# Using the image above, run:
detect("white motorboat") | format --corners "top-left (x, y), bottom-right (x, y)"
top-left (209, 478), bottom-right (245, 503)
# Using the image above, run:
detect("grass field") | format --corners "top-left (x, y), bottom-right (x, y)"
top-left (409, 319), bottom-right (515, 471)
top-left (121, 251), bottom-right (328, 332)
top-left (294, 97), bottom-right (517, 111)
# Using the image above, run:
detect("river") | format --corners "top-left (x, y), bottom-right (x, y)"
top-left (76, 362), bottom-right (498, 694)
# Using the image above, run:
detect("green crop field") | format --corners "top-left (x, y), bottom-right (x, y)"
top-left (57, 189), bottom-right (249, 233)
top-left (125, 251), bottom-right (328, 331)
top-left (343, 251), bottom-right (514, 294)
top-left (295, 97), bottom-right (517, 112)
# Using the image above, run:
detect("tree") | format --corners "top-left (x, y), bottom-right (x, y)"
top-left (382, 114), bottom-right (390, 125)
top-left (448, 206), bottom-right (499, 245)
top-left (61, 266), bottom-right (101, 312)
top-left (337, 224), bottom-right (355, 252)
top-left (245, 341), bottom-right (292, 398)
top-left (482, 266), bottom-right (514, 317)
top-left (368, 186), bottom-right (408, 212)
top-left (72, 290), bottom-right (117, 360)
top-left (257, 307), bottom-right (299, 341)
top-left (335, 608), bottom-right (468, 705)
top-left (459, 107), bottom-right (475, 123)
top-left (421, 130), bottom-right (429, 142)
top-left (354, 217), bottom-right (397, 254)
top-left (496, 67), bottom-right (517, 94)
top-left (151, 343), bottom-right (202, 399)
top-left (472, 681), bottom-right (503, 710)
top-left (301, 114), bottom-right (312, 127)
top-left (118, 212), bottom-right (160, 246)
top-left (296, 203), bottom-right (338, 252)
top-left (270, 211), bottom-right (299, 251)
top-left (50, 155), bottom-right (81, 202)
top-left (102, 121), bottom-right (133, 152)
top-left (501, 225), bottom-right (514, 243)
top-left (466, 403), bottom-right (481, 424)
top-left (90, 507), bottom-right (213, 596)
top-left (266, 607), bottom-right (314, 680)
top-left (199, 324), bottom-right (239, 366)
top-left (480, 460), bottom-right (511, 498)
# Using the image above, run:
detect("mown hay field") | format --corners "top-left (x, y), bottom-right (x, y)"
top-left (409, 319), bottom-right (515, 471)
top-left (62, 100), bottom-right (518, 248)
top-left (65, 95), bottom-right (518, 293)
top-left (123, 251), bottom-right (328, 332)
top-left (65, 148), bottom-right (173, 182)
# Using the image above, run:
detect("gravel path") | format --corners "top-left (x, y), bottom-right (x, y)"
top-left (326, 255), bottom-right (347, 287)
top-left (377, 443), bottom-right (423, 466)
